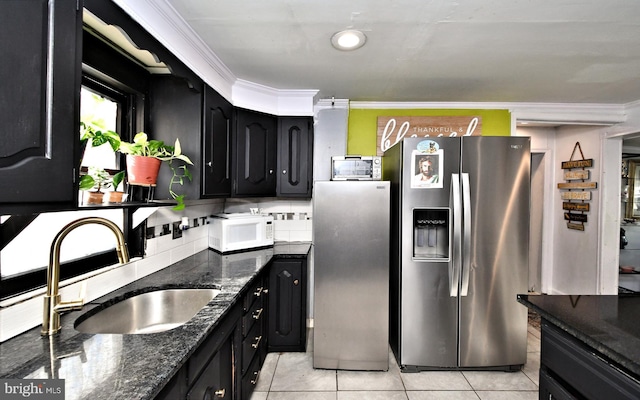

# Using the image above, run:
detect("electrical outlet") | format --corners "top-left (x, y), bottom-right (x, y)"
top-left (162, 224), bottom-right (171, 236)
top-left (172, 221), bottom-right (182, 239)
top-left (146, 226), bottom-right (155, 239)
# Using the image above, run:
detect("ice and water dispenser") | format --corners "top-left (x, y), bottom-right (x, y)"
top-left (413, 208), bottom-right (450, 260)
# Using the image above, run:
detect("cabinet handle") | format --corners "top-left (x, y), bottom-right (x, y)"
top-left (269, 169), bottom-right (274, 174)
top-left (262, 288), bottom-right (269, 294)
top-left (282, 170), bottom-right (287, 174)
top-left (252, 308), bottom-right (263, 320)
top-left (207, 161), bottom-right (212, 167)
top-left (251, 335), bottom-right (262, 349)
top-left (293, 279), bottom-right (299, 286)
top-left (254, 287), bottom-right (263, 297)
top-left (214, 388), bottom-right (225, 398)
top-left (250, 370), bottom-right (260, 385)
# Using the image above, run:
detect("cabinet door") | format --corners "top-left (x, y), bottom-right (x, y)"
top-left (277, 117), bottom-right (313, 198)
top-left (149, 76), bottom-right (203, 203)
top-left (233, 109), bottom-right (277, 196)
top-left (187, 335), bottom-right (233, 400)
top-left (0, 0), bottom-right (81, 207)
top-left (202, 86), bottom-right (232, 197)
top-left (268, 258), bottom-right (307, 352)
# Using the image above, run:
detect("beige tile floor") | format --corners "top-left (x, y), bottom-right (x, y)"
top-left (251, 323), bottom-right (541, 400)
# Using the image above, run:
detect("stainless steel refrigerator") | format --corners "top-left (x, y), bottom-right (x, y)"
top-left (384, 136), bottom-right (530, 371)
top-left (313, 180), bottom-right (390, 371)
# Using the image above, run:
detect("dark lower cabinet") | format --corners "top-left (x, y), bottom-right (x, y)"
top-left (154, 302), bottom-right (240, 400)
top-left (239, 274), bottom-right (268, 399)
top-left (268, 258), bottom-right (307, 352)
top-left (540, 320), bottom-right (640, 400)
top-left (187, 335), bottom-right (233, 400)
top-left (155, 253), bottom-right (308, 400)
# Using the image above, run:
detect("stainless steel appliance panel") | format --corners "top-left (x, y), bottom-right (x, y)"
top-left (458, 136), bottom-right (530, 367)
top-left (398, 137), bottom-right (460, 367)
top-left (385, 136), bottom-right (529, 371)
top-left (313, 181), bottom-right (390, 370)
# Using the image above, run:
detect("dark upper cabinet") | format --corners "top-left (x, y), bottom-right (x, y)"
top-left (202, 86), bottom-right (233, 197)
top-left (0, 0), bottom-right (82, 210)
top-left (151, 78), bottom-right (234, 201)
top-left (233, 109), bottom-right (277, 197)
top-left (268, 258), bottom-right (307, 352)
top-left (149, 76), bottom-right (203, 203)
top-left (277, 117), bottom-right (314, 198)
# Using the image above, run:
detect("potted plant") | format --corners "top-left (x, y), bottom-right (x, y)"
top-left (79, 167), bottom-right (126, 204)
top-left (118, 132), bottom-right (193, 210)
top-left (80, 122), bottom-right (121, 152)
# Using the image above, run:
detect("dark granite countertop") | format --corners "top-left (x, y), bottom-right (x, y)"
top-left (0, 242), bottom-right (310, 400)
top-left (518, 294), bottom-right (640, 379)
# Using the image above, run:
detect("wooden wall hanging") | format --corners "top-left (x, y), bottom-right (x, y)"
top-left (377, 116), bottom-right (482, 156)
top-left (558, 142), bottom-right (597, 231)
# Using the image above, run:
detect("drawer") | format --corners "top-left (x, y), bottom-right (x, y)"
top-left (542, 323), bottom-right (640, 400)
top-left (243, 277), bottom-right (265, 312)
top-left (241, 351), bottom-right (261, 399)
top-left (539, 367), bottom-right (578, 400)
top-left (242, 295), bottom-right (264, 337)
top-left (242, 318), bottom-right (263, 375)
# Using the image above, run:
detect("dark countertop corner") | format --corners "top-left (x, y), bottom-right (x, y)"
top-left (518, 293), bottom-right (640, 380)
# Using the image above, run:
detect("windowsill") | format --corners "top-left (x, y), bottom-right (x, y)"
top-left (2, 200), bottom-right (169, 216)
top-left (0, 257), bottom-right (142, 308)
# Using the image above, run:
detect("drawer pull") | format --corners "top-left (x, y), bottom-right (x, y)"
top-left (250, 370), bottom-right (260, 385)
top-left (214, 388), bottom-right (225, 398)
top-left (251, 335), bottom-right (262, 349)
top-left (262, 288), bottom-right (269, 294)
top-left (254, 287), bottom-right (263, 297)
top-left (252, 308), bottom-right (263, 320)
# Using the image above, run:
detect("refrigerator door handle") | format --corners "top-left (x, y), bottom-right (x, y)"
top-left (460, 172), bottom-right (471, 296)
top-left (450, 173), bottom-right (462, 297)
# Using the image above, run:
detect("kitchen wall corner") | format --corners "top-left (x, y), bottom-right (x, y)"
top-left (224, 198), bottom-right (313, 242)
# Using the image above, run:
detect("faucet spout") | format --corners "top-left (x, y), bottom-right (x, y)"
top-left (42, 217), bottom-right (130, 336)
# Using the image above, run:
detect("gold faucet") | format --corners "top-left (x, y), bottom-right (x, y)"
top-left (42, 217), bottom-right (130, 336)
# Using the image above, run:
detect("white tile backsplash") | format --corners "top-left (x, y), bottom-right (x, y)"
top-left (224, 199), bottom-right (313, 242)
top-left (0, 198), bottom-right (310, 342)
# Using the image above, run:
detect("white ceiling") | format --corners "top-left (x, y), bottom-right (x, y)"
top-left (163, 0), bottom-right (640, 104)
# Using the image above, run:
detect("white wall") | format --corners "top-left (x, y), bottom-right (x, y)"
top-left (515, 126), bottom-right (556, 294)
top-left (549, 127), bottom-right (604, 294)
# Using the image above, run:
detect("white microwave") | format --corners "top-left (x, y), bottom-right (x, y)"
top-left (208, 213), bottom-right (274, 253)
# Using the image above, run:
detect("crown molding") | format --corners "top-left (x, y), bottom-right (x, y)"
top-left (112, 0), bottom-right (236, 100)
top-left (232, 80), bottom-right (318, 116)
top-left (112, 0), bottom-right (318, 115)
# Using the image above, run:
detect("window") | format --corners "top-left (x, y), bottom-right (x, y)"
top-left (81, 85), bottom-right (119, 170)
top-left (1, 75), bottom-right (144, 300)
top-left (0, 18), bottom-right (153, 300)
top-left (1, 209), bottom-right (124, 286)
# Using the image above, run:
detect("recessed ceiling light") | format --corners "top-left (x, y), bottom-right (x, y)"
top-left (331, 29), bottom-right (367, 51)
